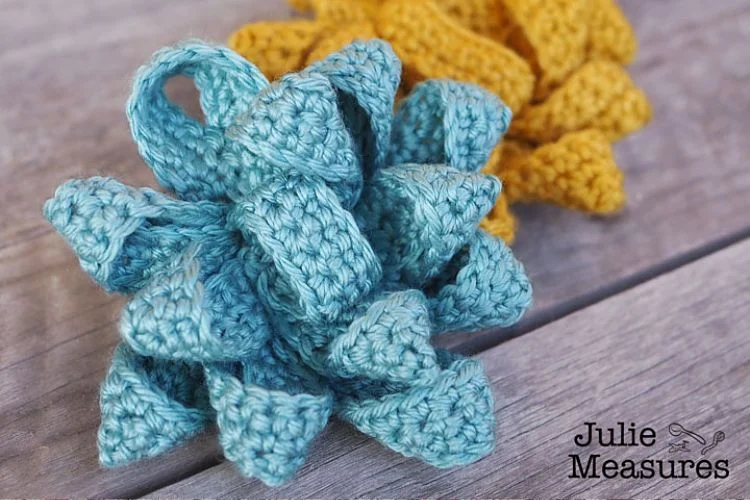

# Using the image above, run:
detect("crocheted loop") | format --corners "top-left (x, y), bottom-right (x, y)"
top-left (205, 359), bottom-right (333, 486)
top-left (228, 71), bottom-right (364, 208)
top-left (305, 21), bottom-right (378, 67)
top-left (327, 290), bottom-right (440, 384)
top-left (497, 129), bottom-right (625, 213)
top-left (228, 20), bottom-right (321, 80)
top-left (375, 0), bottom-right (535, 114)
top-left (229, 174), bottom-right (382, 324)
top-left (46, 38), bottom-right (538, 484)
top-left (128, 41), bottom-right (270, 202)
top-left (304, 39), bottom-right (401, 179)
top-left (434, 0), bottom-right (513, 43)
top-left (355, 164), bottom-right (500, 287)
top-left (428, 229), bottom-right (532, 334)
top-left (389, 79), bottom-right (511, 173)
top-left (98, 344), bottom-right (211, 468)
top-left (120, 246), bottom-right (272, 362)
top-left (509, 60), bottom-right (647, 143)
top-left (43, 177), bottom-right (232, 293)
top-left (298, 0), bottom-right (374, 23)
top-left (338, 349), bottom-right (496, 467)
top-left (435, 0), bottom-right (637, 66)
top-left (587, 0), bottom-right (637, 64)
top-left (594, 86), bottom-right (652, 142)
top-left (502, 0), bottom-right (589, 100)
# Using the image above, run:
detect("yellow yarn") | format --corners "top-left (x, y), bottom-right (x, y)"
top-left (294, 0), bottom-right (373, 23)
top-left (509, 60), bottom-right (652, 143)
top-left (227, 0), bottom-right (651, 243)
top-left (486, 130), bottom-right (625, 213)
top-left (375, 0), bottom-right (535, 114)
top-left (594, 86), bottom-right (652, 141)
top-left (228, 20), bottom-right (320, 80)
top-left (480, 192), bottom-right (517, 245)
top-left (587, 0), bottom-right (638, 64)
top-left (433, 0), bottom-right (514, 43)
top-left (305, 21), bottom-right (377, 64)
top-left (502, 0), bottom-right (590, 100)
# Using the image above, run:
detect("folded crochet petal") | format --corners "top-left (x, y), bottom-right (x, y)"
top-left (480, 192), bottom-right (517, 244)
top-left (229, 174), bottom-right (381, 324)
top-left (592, 86), bottom-right (652, 142)
top-left (327, 290), bottom-right (439, 384)
top-left (375, 0), bottom-right (535, 114)
top-left (502, 0), bottom-right (589, 100)
top-left (98, 344), bottom-right (211, 467)
top-left (496, 130), bottom-right (625, 213)
top-left (337, 349), bottom-right (495, 467)
top-left (228, 71), bottom-right (363, 208)
top-left (291, 0), bottom-right (376, 22)
top-left (509, 60), bottom-right (648, 143)
top-left (205, 357), bottom-right (333, 486)
top-left (304, 40), bottom-right (401, 178)
top-left (434, 0), bottom-right (514, 43)
top-left (128, 41), bottom-right (270, 201)
top-left (43, 177), bottom-right (233, 293)
top-left (389, 79), bottom-right (511, 173)
top-left (355, 164), bottom-right (499, 286)
top-left (120, 246), bottom-right (271, 362)
top-left (305, 21), bottom-right (378, 67)
top-left (587, 0), bottom-right (638, 64)
top-left (228, 20), bottom-right (322, 80)
top-left (428, 229), bottom-right (532, 334)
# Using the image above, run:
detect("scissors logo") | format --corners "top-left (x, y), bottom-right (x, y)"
top-left (668, 422), bottom-right (725, 456)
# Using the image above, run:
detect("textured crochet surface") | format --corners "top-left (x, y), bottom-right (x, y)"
top-left (229, 0), bottom-right (652, 243)
top-left (44, 40), bottom-right (533, 486)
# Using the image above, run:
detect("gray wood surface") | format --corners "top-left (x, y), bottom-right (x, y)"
top-left (1, 0), bottom-right (749, 497)
top-left (0, 1), bottom-right (291, 497)
top-left (152, 237), bottom-right (750, 498)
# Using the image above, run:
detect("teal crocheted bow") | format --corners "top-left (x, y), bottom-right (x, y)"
top-left (44, 40), bottom-right (532, 486)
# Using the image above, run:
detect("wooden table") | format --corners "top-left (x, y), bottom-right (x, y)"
top-left (2, 0), bottom-right (749, 497)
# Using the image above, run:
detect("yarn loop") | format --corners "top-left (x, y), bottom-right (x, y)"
top-left (44, 40), bottom-right (532, 486)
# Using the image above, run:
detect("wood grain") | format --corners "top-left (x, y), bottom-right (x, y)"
top-left (151, 237), bottom-right (750, 498)
top-left (0, 1), bottom-right (290, 497)
top-left (1, 0), bottom-right (750, 497)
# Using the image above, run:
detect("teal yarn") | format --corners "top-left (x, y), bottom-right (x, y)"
top-left (98, 344), bottom-right (212, 467)
top-left (205, 357), bottom-right (333, 486)
top-left (389, 79), bottom-right (512, 172)
top-left (337, 349), bottom-right (496, 468)
top-left (43, 39), bottom-right (533, 486)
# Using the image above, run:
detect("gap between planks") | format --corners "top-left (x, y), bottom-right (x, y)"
top-left (2, 0), bottom-right (750, 497)
top-left (148, 231), bottom-right (750, 498)
top-left (128, 227), bottom-right (750, 498)
top-left (456, 224), bottom-right (750, 355)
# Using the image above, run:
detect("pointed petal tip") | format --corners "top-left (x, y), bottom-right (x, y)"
top-left (328, 289), bottom-right (438, 383)
top-left (338, 351), bottom-right (495, 467)
top-left (97, 344), bottom-right (210, 467)
top-left (44, 177), bottom-right (152, 288)
top-left (206, 360), bottom-right (333, 486)
top-left (429, 230), bottom-right (532, 334)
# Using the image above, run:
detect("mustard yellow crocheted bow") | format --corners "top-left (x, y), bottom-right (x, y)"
top-left (229, 0), bottom-right (652, 242)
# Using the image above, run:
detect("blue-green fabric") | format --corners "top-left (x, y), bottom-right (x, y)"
top-left (44, 39), bottom-right (532, 486)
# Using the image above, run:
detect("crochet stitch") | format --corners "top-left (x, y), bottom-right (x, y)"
top-left (44, 40), bottom-right (533, 486)
top-left (229, 0), bottom-right (652, 243)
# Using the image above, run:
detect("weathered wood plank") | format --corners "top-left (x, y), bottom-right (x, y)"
top-left (151, 237), bottom-right (750, 498)
top-left (2, 0), bottom-right (750, 497)
top-left (0, 1), bottom-right (290, 497)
